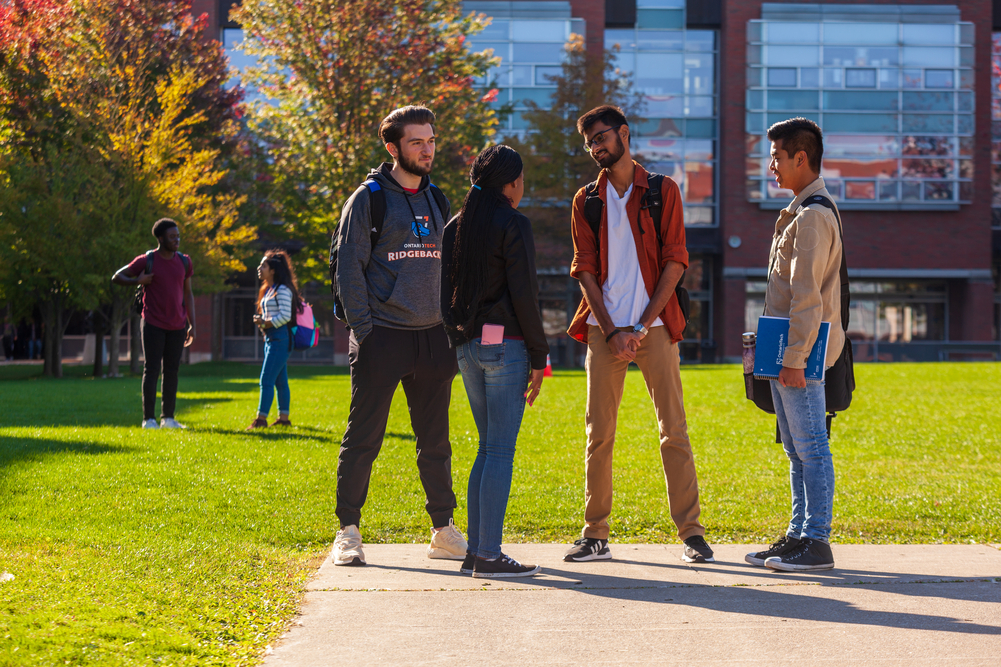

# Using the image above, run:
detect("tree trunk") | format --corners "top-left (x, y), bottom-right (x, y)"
top-left (107, 297), bottom-right (128, 378)
top-left (130, 312), bottom-right (142, 375)
top-left (92, 311), bottom-right (105, 378)
top-left (42, 294), bottom-right (65, 378)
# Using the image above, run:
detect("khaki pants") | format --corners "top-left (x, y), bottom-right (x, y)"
top-left (583, 325), bottom-right (704, 540)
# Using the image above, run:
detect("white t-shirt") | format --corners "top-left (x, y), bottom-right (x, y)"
top-left (586, 183), bottom-right (664, 329)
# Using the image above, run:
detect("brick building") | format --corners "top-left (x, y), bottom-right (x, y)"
top-left (181, 0), bottom-right (1001, 365)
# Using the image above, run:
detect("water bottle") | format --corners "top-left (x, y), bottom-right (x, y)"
top-left (742, 332), bottom-right (756, 375)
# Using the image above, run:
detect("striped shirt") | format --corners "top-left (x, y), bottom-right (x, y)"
top-left (262, 284), bottom-right (293, 328)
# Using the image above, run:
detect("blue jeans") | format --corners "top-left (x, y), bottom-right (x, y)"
top-left (457, 338), bottom-right (530, 560)
top-left (770, 380), bottom-right (835, 542)
top-left (258, 327), bottom-right (291, 416)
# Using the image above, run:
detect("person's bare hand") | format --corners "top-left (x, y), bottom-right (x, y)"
top-left (608, 332), bottom-right (638, 362)
top-left (184, 326), bottom-right (196, 348)
top-left (778, 366), bottom-right (806, 388)
top-left (137, 272), bottom-right (154, 286)
top-left (525, 368), bottom-right (544, 407)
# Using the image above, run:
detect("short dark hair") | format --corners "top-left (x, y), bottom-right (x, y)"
top-left (577, 105), bottom-right (628, 136)
top-left (152, 218), bottom-right (178, 239)
top-left (379, 105), bottom-right (436, 146)
top-left (767, 117), bottom-right (823, 172)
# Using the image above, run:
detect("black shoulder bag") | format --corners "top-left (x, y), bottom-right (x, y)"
top-left (744, 195), bottom-right (855, 436)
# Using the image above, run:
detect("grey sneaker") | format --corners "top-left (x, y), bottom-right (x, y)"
top-left (563, 537), bottom-right (611, 562)
top-left (682, 535), bottom-right (715, 563)
top-left (160, 417), bottom-right (187, 429)
top-left (745, 535), bottom-right (802, 567)
top-left (427, 518), bottom-right (468, 560)
top-left (142, 419), bottom-right (159, 429)
top-left (765, 538), bottom-right (834, 571)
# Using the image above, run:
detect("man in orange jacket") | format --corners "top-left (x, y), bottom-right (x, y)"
top-left (563, 105), bottom-right (713, 564)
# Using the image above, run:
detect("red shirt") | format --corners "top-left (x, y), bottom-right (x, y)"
top-left (126, 251), bottom-right (193, 331)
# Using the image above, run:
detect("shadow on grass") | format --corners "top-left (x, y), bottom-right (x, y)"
top-left (360, 560), bottom-right (1001, 635)
top-left (0, 434), bottom-right (134, 469)
top-left (194, 425), bottom-right (335, 443)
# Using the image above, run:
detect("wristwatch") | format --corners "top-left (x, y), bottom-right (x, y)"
top-left (632, 323), bottom-right (649, 338)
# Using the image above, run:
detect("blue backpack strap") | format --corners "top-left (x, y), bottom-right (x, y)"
top-left (364, 179), bottom-right (387, 248)
top-left (427, 182), bottom-right (450, 224)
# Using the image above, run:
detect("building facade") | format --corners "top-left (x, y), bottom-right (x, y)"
top-left (179, 0), bottom-right (1001, 366)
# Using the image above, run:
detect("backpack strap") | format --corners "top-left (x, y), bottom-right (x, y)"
top-left (363, 179), bottom-right (387, 248)
top-left (144, 250), bottom-right (155, 273)
top-left (582, 179), bottom-right (603, 253)
top-left (641, 173), bottom-right (665, 246)
top-left (803, 194), bottom-right (850, 331)
top-left (177, 251), bottom-right (190, 274)
top-left (427, 182), bottom-right (449, 226)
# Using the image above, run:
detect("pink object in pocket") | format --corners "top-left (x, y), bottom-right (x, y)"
top-left (481, 323), bottom-right (504, 346)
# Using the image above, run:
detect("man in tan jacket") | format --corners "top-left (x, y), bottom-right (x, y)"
top-left (745, 117), bottom-right (843, 572)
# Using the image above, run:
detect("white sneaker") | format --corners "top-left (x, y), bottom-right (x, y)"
top-left (142, 419), bottom-right (159, 429)
top-left (427, 518), bottom-right (468, 560)
top-left (160, 418), bottom-right (187, 429)
top-left (333, 525), bottom-right (366, 566)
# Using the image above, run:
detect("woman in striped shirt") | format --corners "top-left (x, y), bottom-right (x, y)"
top-left (249, 250), bottom-right (302, 429)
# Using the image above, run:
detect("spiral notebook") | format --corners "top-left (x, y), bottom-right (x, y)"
top-left (754, 316), bottom-right (830, 383)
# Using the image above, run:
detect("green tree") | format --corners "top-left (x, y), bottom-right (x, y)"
top-left (232, 0), bottom-right (499, 283)
top-left (0, 0), bottom-right (252, 377)
top-left (505, 34), bottom-right (643, 267)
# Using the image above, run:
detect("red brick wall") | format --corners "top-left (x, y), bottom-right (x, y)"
top-left (569, 0), bottom-right (606, 57)
top-left (719, 0), bottom-right (995, 356)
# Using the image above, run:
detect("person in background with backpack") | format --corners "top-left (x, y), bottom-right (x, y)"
top-left (247, 250), bottom-right (302, 430)
top-left (743, 118), bottom-right (842, 572)
top-left (112, 218), bottom-right (195, 429)
top-left (563, 105), bottom-right (714, 565)
top-left (440, 145), bottom-right (547, 579)
top-left (330, 105), bottom-right (467, 566)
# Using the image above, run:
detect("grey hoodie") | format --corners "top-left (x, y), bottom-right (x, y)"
top-left (334, 163), bottom-right (450, 344)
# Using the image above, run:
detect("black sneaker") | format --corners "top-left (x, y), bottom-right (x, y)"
top-left (460, 550), bottom-right (475, 575)
top-left (563, 537), bottom-right (611, 562)
top-left (764, 538), bottom-right (834, 571)
top-left (682, 535), bottom-right (715, 563)
top-left (745, 535), bottom-right (802, 567)
top-left (471, 554), bottom-right (541, 578)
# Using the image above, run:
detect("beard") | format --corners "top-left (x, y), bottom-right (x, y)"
top-left (397, 148), bottom-right (434, 178)
top-left (592, 133), bottom-right (626, 169)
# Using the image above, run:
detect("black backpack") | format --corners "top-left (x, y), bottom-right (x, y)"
top-left (329, 179), bottom-right (448, 322)
top-left (581, 173), bottom-right (691, 326)
top-left (132, 250), bottom-right (191, 316)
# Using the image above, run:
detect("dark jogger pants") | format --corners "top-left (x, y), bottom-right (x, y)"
top-left (335, 324), bottom-right (459, 528)
top-left (141, 319), bottom-right (186, 421)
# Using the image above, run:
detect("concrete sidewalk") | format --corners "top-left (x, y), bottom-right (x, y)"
top-left (264, 543), bottom-right (1001, 666)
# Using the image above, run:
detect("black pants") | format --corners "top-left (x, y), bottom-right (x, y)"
top-left (336, 324), bottom-right (459, 528)
top-left (141, 319), bottom-right (186, 421)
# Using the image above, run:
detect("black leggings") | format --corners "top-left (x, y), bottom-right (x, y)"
top-left (141, 320), bottom-right (186, 420)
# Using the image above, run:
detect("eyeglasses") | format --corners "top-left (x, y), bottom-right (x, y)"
top-left (583, 124), bottom-right (624, 153)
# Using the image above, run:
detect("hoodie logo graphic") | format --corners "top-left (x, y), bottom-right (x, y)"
top-left (411, 219), bottom-right (431, 239)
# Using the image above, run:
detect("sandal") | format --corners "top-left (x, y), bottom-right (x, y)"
top-left (246, 417), bottom-right (269, 430)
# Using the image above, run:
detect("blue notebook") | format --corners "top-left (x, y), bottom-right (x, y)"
top-left (754, 316), bottom-right (830, 383)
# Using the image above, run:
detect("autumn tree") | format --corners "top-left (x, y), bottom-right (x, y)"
top-left (232, 0), bottom-right (499, 283)
top-left (0, 0), bottom-right (252, 377)
top-left (504, 34), bottom-right (643, 267)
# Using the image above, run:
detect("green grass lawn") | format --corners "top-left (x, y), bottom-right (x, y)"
top-left (1, 361), bottom-right (999, 664)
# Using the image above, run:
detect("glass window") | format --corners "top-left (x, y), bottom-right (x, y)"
top-left (510, 43), bottom-right (564, 63)
top-left (902, 47), bottom-right (956, 68)
top-left (478, 20), bottom-right (510, 41)
top-left (823, 158), bottom-right (898, 179)
top-left (511, 65), bottom-right (533, 86)
top-left (902, 69), bottom-right (922, 88)
top-left (686, 31), bottom-right (715, 52)
top-left (903, 91), bottom-right (953, 112)
top-left (637, 9), bottom-right (684, 30)
top-left (535, 66), bottom-right (562, 85)
top-left (801, 68), bottom-right (820, 87)
top-left (768, 90), bottom-right (819, 110)
top-left (686, 96), bottom-right (714, 117)
top-left (511, 21), bottom-right (565, 43)
top-left (823, 68), bottom-right (843, 88)
top-left (824, 46), bottom-right (897, 67)
top-left (902, 24), bottom-right (955, 46)
top-left (767, 68), bottom-right (797, 87)
top-left (686, 119), bottom-right (715, 137)
top-left (512, 87), bottom-right (555, 106)
top-left (637, 31), bottom-right (684, 50)
top-left (685, 54), bottom-right (714, 95)
top-left (767, 45), bottom-right (819, 66)
top-left (823, 22), bottom-right (897, 45)
top-left (902, 115), bottom-right (954, 133)
top-left (824, 113), bottom-right (898, 133)
top-left (925, 70), bottom-right (955, 89)
top-left (845, 69), bottom-right (876, 88)
top-left (823, 91), bottom-right (897, 111)
top-left (746, 90), bottom-right (763, 109)
top-left (605, 29), bottom-right (636, 50)
top-left (764, 22), bottom-right (820, 44)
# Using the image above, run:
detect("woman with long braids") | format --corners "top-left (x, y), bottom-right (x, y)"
top-left (248, 250), bottom-right (303, 430)
top-left (440, 145), bottom-right (549, 578)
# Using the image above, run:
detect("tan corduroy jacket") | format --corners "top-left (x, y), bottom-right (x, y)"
top-left (764, 177), bottom-right (845, 369)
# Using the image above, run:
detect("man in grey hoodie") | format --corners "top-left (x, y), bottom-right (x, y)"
top-left (331, 105), bottom-right (467, 566)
